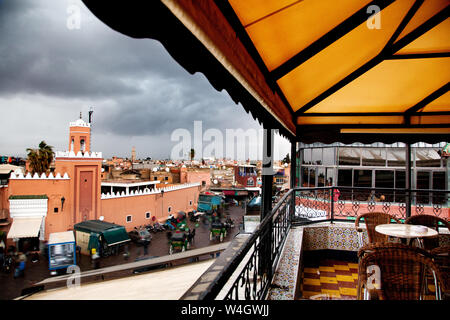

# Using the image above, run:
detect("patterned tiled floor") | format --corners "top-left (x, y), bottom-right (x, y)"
top-left (299, 258), bottom-right (359, 300)
top-left (299, 258), bottom-right (439, 300)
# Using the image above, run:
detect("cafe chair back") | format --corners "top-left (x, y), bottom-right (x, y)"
top-left (405, 215), bottom-right (450, 250)
top-left (430, 245), bottom-right (450, 299)
top-left (357, 244), bottom-right (444, 300)
top-left (355, 212), bottom-right (402, 247)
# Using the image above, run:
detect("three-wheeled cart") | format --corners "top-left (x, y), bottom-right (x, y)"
top-left (168, 231), bottom-right (190, 255)
top-left (209, 221), bottom-right (227, 242)
top-left (48, 231), bottom-right (76, 275)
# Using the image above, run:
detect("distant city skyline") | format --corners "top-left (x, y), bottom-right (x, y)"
top-left (0, 0), bottom-right (290, 160)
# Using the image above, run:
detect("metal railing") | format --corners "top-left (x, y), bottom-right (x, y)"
top-left (202, 190), bottom-right (294, 300)
top-left (203, 186), bottom-right (448, 300)
top-left (294, 187), bottom-right (449, 223)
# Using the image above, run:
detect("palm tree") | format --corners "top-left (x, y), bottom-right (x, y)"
top-left (26, 141), bottom-right (54, 174)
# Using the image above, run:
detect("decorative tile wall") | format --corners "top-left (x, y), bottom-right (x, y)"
top-left (302, 222), bottom-right (367, 251)
top-left (267, 227), bottom-right (303, 300)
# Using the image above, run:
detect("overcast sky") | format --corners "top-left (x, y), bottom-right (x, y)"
top-left (0, 0), bottom-right (290, 160)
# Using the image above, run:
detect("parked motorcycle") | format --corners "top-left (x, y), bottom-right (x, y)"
top-left (153, 222), bottom-right (166, 232)
top-left (148, 222), bottom-right (162, 232)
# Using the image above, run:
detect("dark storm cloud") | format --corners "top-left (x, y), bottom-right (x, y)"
top-left (0, 0), bottom-right (257, 131)
top-left (96, 74), bottom-right (258, 137)
top-left (0, 0), bottom-right (182, 99)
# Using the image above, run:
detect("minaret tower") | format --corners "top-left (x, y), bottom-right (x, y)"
top-left (131, 146), bottom-right (136, 163)
top-left (69, 113), bottom-right (91, 154)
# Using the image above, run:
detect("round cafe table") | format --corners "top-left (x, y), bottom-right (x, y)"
top-left (375, 224), bottom-right (438, 248)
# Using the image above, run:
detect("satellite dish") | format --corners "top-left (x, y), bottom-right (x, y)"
top-left (165, 168), bottom-right (170, 172)
top-left (99, 216), bottom-right (104, 221)
top-left (213, 179), bottom-right (218, 184)
top-left (152, 167), bottom-right (158, 172)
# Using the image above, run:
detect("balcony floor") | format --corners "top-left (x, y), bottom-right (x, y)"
top-left (299, 257), bottom-right (359, 300)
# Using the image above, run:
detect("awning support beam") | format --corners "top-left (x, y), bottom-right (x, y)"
top-left (270, 0), bottom-right (395, 81)
top-left (213, 0), bottom-right (296, 118)
top-left (297, 111), bottom-right (450, 117)
top-left (404, 83), bottom-right (450, 114)
top-left (260, 127), bottom-right (274, 279)
top-left (382, 0), bottom-right (424, 52)
top-left (406, 143), bottom-right (412, 218)
top-left (294, 4), bottom-right (449, 116)
top-left (387, 52), bottom-right (450, 60)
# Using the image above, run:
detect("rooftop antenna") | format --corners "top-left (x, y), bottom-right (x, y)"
top-left (89, 107), bottom-right (94, 151)
top-left (88, 108), bottom-right (93, 124)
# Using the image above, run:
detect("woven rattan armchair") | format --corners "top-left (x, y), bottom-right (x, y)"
top-left (357, 241), bottom-right (413, 260)
top-left (356, 242), bottom-right (422, 299)
top-left (355, 212), bottom-right (402, 247)
top-left (431, 245), bottom-right (450, 299)
top-left (405, 215), bottom-right (450, 250)
top-left (357, 243), bottom-right (445, 300)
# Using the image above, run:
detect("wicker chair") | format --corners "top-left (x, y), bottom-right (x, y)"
top-left (431, 245), bottom-right (450, 300)
top-left (405, 215), bottom-right (450, 250)
top-left (357, 243), bottom-right (445, 300)
top-left (357, 241), bottom-right (413, 260)
top-left (356, 242), bottom-right (422, 299)
top-left (355, 212), bottom-right (402, 247)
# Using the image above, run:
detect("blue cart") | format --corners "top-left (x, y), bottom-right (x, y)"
top-left (197, 194), bottom-right (224, 214)
top-left (48, 231), bottom-right (76, 275)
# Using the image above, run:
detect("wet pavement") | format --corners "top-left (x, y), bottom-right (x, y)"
top-left (0, 205), bottom-right (246, 300)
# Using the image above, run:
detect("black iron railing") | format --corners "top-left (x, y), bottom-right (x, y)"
top-left (201, 189), bottom-right (294, 300)
top-left (223, 190), bottom-right (293, 300)
top-left (294, 187), bottom-right (449, 223)
top-left (203, 187), bottom-right (448, 300)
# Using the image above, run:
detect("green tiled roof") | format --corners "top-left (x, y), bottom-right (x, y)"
top-left (9, 195), bottom-right (48, 200)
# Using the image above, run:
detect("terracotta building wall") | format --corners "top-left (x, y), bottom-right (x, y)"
top-left (149, 171), bottom-right (175, 184)
top-left (100, 185), bottom-right (200, 231)
top-left (55, 158), bottom-right (102, 226)
top-left (0, 186), bottom-right (8, 211)
top-left (182, 169), bottom-right (211, 189)
top-left (6, 178), bottom-right (72, 239)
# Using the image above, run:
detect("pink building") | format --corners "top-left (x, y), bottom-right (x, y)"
top-left (180, 166), bottom-right (211, 191)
